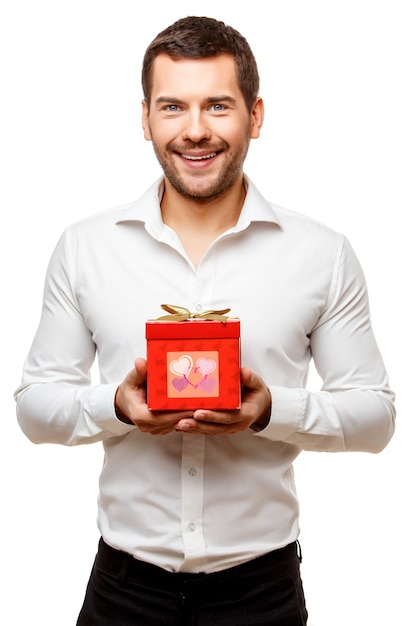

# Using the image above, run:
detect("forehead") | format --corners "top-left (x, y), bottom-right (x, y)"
top-left (149, 53), bottom-right (242, 102)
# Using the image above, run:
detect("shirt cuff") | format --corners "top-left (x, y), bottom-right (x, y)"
top-left (254, 386), bottom-right (304, 441)
top-left (86, 383), bottom-right (136, 435)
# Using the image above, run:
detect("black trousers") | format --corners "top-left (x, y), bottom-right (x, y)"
top-left (76, 538), bottom-right (308, 625)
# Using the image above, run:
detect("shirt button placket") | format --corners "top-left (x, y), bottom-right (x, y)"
top-left (181, 435), bottom-right (206, 568)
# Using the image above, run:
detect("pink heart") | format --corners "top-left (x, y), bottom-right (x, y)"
top-left (169, 355), bottom-right (193, 376)
top-left (197, 377), bottom-right (216, 393)
top-left (196, 358), bottom-right (216, 376)
top-left (172, 377), bottom-right (189, 392)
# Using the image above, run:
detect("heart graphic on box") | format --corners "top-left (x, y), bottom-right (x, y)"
top-left (168, 353), bottom-right (218, 395)
top-left (197, 376), bottom-right (217, 393)
top-left (169, 355), bottom-right (193, 377)
top-left (172, 377), bottom-right (189, 392)
top-left (195, 357), bottom-right (216, 376)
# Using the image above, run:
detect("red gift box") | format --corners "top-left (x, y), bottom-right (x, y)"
top-left (146, 308), bottom-right (241, 411)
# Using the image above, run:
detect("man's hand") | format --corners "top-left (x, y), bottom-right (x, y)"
top-left (115, 358), bottom-right (193, 435)
top-left (174, 367), bottom-right (272, 435)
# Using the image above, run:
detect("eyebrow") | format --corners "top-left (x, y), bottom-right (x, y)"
top-left (154, 95), bottom-right (237, 106)
top-left (206, 95), bottom-right (237, 104)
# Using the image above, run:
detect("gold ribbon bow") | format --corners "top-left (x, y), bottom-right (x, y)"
top-left (157, 304), bottom-right (231, 324)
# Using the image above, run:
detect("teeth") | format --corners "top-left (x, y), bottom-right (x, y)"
top-left (182, 152), bottom-right (216, 161)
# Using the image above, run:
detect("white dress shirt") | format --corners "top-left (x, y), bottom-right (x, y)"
top-left (15, 176), bottom-right (395, 573)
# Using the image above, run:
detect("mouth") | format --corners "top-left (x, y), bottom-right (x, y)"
top-left (180, 151), bottom-right (217, 161)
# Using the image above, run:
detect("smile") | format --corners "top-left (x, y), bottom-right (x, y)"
top-left (181, 152), bottom-right (217, 161)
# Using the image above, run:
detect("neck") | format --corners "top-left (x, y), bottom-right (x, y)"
top-left (160, 176), bottom-right (246, 268)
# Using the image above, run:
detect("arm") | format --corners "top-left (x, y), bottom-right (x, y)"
top-left (257, 237), bottom-right (395, 452)
top-left (14, 230), bottom-right (135, 446)
top-left (15, 230), bottom-right (197, 444)
top-left (176, 238), bottom-right (395, 453)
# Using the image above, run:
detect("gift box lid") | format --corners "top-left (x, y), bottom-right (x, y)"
top-left (146, 318), bottom-right (240, 340)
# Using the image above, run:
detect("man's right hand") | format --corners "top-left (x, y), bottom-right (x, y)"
top-left (114, 358), bottom-right (193, 435)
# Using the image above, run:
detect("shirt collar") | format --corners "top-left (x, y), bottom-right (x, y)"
top-left (116, 174), bottom-right (282, 236)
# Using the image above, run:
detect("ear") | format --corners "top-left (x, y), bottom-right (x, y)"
top-left (142, 99), bottom-right (152, 141)
top-left (250, 97), bottom-right (264, 139)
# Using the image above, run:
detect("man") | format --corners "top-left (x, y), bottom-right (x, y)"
top-left (15, 16), bottom-right (395, 625)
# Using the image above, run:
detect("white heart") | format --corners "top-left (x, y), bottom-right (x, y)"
top-left (196, 357), bottom-right (217, 376)
top-left (169, 355), bottom-right (193, 376)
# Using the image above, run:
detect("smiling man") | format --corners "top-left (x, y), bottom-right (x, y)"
top-left (15, 16), bottom-right (395, 626)
top-left (141, 52), bottom-right (263, 270)
top-left (144, 54), bottom-right (259, 201)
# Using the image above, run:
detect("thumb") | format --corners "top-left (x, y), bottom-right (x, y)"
top-left (134, 358), bottom-right (148, 385)
top-left (240, 367), bottom-right (258, 390)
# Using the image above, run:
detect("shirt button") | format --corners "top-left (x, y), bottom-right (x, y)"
top-left (188, 467), bottom-right (197, 476)
top-left (195, 303), bottom-right (202, 312)
top-left (189, 523), bottom-right (196, 532)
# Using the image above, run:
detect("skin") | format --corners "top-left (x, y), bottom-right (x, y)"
top-left (115, 54), bottom-right (271, 435)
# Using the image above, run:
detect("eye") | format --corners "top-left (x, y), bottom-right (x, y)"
top-left (209, 103), bottom-right (227, 112)
top-left (164, 104), bottom-right (182, 112)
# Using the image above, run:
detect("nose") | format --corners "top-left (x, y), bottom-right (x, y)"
top-left (181, 109), bottom-right (211, 143)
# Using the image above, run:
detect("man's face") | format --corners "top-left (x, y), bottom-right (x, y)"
top-left (142, 53), bottom-right (263, 201)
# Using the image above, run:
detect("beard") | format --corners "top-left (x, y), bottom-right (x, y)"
top-left (148, 129), bottom-right (251, 201)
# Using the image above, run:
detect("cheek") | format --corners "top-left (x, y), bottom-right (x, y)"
top-left (221, 118), bottom-right (252, 146)
top-left (146, 119), bottom-right (179, 149)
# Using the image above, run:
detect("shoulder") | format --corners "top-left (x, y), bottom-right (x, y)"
top-left (266, 202), bottom-right (349, 265)
top-left (271, 202), bottom-right (343, 240)
top-left (67, 202), bottom-right (135, 234)
top-left (58, 200), bottom-right (145, 254)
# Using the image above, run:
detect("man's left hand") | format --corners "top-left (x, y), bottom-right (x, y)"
top-left (174, 367), bottom-right (271, 435)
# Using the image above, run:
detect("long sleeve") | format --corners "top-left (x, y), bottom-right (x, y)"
top-left (258, 236), bottom-right (395, 452)
top-left (14, 229), bottom-right (134, 445)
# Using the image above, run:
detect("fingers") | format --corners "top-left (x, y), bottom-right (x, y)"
top-left (176, 406), bottom-right (250, 435)
top-left (174, 368), bottom-right (271, 435)
top-left (133, 357), bottom-right (147, 384)
top-left (117, 363), bottom-right (271, 436)
top-left (240, 366), bottom-right (256, 389)
top-left (175, 414), bottom-right (245, 435)
top-left (240, 366), bottom-right (266, 395)
top-left (116, 358), bottom-right (195, 435)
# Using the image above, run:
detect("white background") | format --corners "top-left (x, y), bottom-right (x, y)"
top-left (1, 0), bottom-right (416, 624)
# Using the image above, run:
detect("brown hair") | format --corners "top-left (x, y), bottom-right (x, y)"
top-left (142, 16), bottom-right (260, 112)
